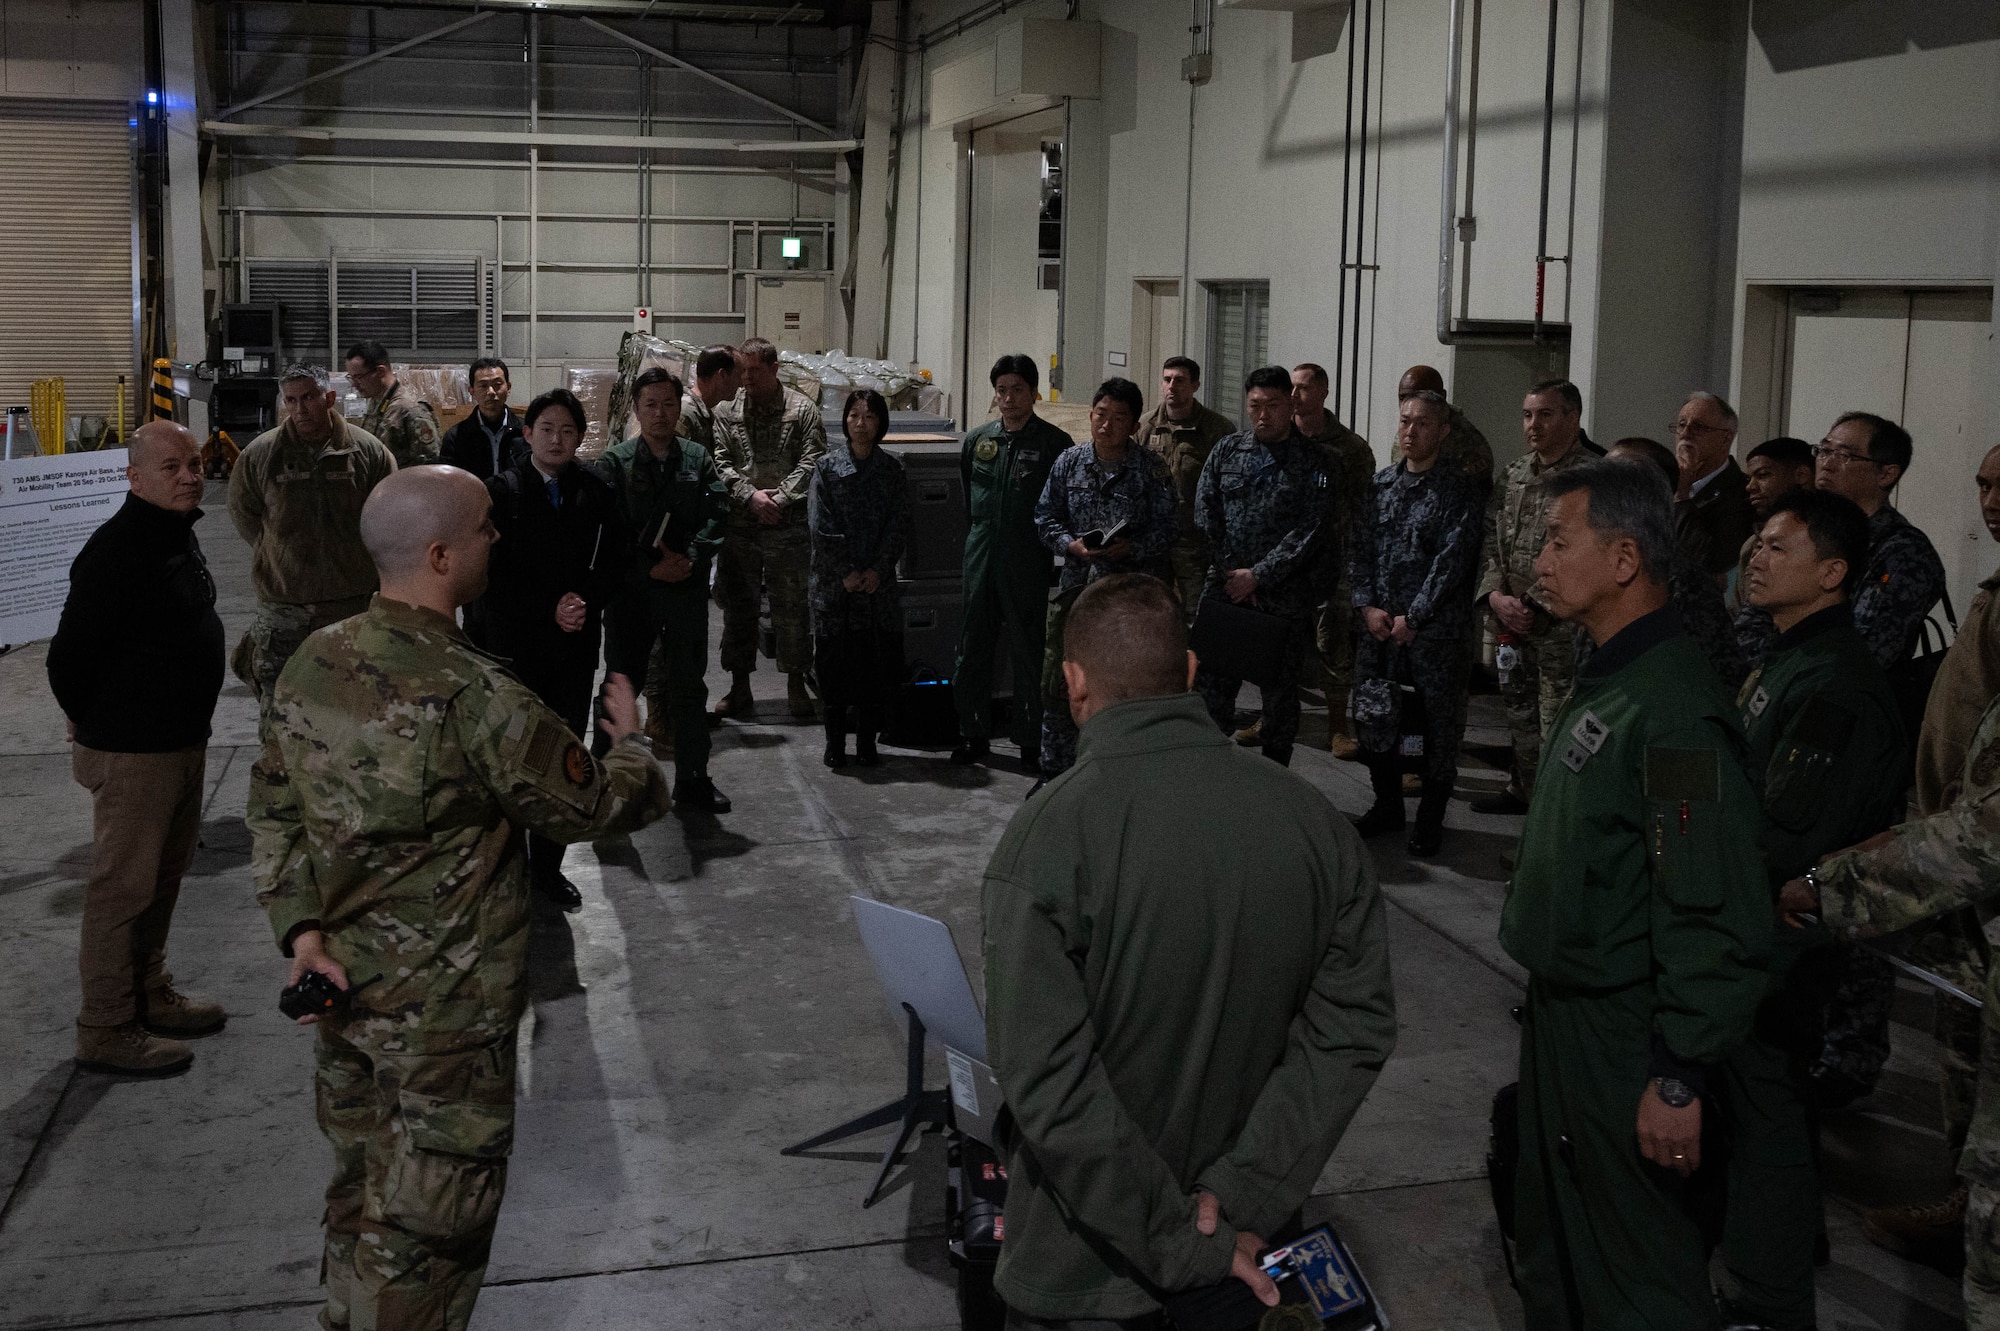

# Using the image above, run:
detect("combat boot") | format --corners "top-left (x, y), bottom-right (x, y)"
top-left (824, 705), bottom-right (850, 768)
top-left (1354, 762), bottom-right (1407, 839)
top-left (76, 1021), bottom-right (193, 1076)
top-left (1328, 706), bottom-right (1362, 762)
top-left (645, 696), bottom-right (675, 756)
top-left (788, 672), bottom-right (817, 718)
top-left (1232, 718), bottom-right (1263, 747)
top-left (141, 983), bottom-right (226, 1037)
top-left (673, 775), bottom-right (733, 814)
top-left (1407, 780), bottom-right (1450, 857)
top-left (854, 706), bottom-right (883, 767)
top-left (712, 671), bottom-right (754, 720)
top-left (1863, 1186), bottom-right (1966, 1273)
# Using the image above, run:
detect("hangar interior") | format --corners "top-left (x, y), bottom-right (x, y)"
top-left (0, 0), bottom-right (1996, 1327)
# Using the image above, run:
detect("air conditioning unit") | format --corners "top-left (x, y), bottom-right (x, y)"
top-left (929, 19), bottom-right (1101, 129)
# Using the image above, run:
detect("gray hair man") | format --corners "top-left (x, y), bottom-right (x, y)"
top-left (1671, 391), bottom-right (1754, 582)
top-left (47, 422), bottom-right (229, 1075)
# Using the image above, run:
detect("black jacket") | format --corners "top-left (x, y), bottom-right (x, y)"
top-left (474, 460), bottom-right (627, 668)
top-left (47, 494), bottom-right (225, 752)
top-left (440, 409), bottom-right (529, 481)
top-left (1674, 457), bottom-right (1756, 581)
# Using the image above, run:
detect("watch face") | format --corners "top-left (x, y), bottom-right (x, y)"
top-left (1656, 1078), bottom-right (1695, 1108)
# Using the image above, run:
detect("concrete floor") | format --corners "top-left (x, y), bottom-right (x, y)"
top-left (0, 482), bottom-right (1969, 1329)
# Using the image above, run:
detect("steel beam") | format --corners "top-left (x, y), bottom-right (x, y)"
top-left (580, 16), bottom-right (835, 138)
top-left (346, 0), bottom-right (824, 18)
top-left (217, 11), bottom-right (500, 120)
top-left (204, 122), bottom-right (858, 153)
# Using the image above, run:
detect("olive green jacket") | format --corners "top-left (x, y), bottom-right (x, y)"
top-left (961, 413), bottom-right (1071, 596)
top-left (228, 417), bottom-right (396, 606)
top-left (1500, 607), bottom-right (1771, 1069)
top-left (981, 692), bottom-right (1397, 1319)
top-left (248, 596), bottom-right (671, 1054)
top-left (592, 434), bottom-right (730, 613)
top-left (1736, 605), bottom-right (1905, 885)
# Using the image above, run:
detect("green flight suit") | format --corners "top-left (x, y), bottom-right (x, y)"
top-left (248, 596), bottom-right (672, 1331)
top-left (1815, 693), bottom-right (2000, 1325)
top-left (981, 692), bottom-right (1397, 1319)
top-left (1716, 605), bottom-right (1904, 1328)
top-left (592, 434), bottom-right (729, 781)
top-left (954, 413), bottom-right (1071, 747)
top-left (1500, 608), bottom-right (1771, 1331)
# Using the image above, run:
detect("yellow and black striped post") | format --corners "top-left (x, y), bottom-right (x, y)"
top-left (150, 358), bottom-right (175, 422)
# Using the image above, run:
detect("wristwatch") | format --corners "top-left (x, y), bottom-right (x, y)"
top-left (1654, 1077), bottom-right (1696, 1109)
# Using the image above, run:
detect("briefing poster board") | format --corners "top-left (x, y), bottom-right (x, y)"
top-left (0, 450), bottom-right (128, 643)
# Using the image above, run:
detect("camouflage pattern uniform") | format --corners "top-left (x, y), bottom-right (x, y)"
top-left (642, 394), bottom-right (724, 742)
top-left (1192, 427), bottom-right (1331, 766)
top-left (1815, 501), bottom-right (1952, 1096)
top-left (1299, 417), bottom-right (1376, 707)
top-left (1853, 502), bottom-right (1949, 670)
top-left (678, 391), bottom-right (720, 452)
top-left (360, 381), bottom-right (442, 469)
top-left (1031, 442), bottom-right (1176, 774)
top-left (1346, 460), bottom-right (1484, 787)
top-left (1814, 692), bottom-right (2000, 1326)
top-left (713, 386), bottom-right (827, 677)
top-left (1476, 441), bottom-right (1592, 799)
top-left (1135, 400), bottom-right (1237, 612)
top-left (1441, 404), bottom-right (1495, 500)
top-left (226, 417), bottom-right (396, 733)
top-left (248, 595), bottom-right (671, 1331)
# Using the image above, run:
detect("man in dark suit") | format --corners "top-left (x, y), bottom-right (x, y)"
top-left (1672, 391), bottom-right (1755, 583)
top-left (439, 357), bottom-right (527, 482)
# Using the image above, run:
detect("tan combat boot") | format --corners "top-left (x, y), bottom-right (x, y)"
top-left (76, 1021), bottom-right (193, 1076)
top-left (712, 670), bottom-right (754, 720)
top-left (1232, 718), bottom-right (1263, 747)
top-left (645, 693), bottom-right (675, 757)
top-left (142, 983), bottom-right (226, 1036)
top-left (1864, 1186), bottom-right (1967, 1273)
top-left (1328, 706), bottom-right (1363, 762)
top-left (1401, 772), bottom-right (1423, 796)
top-left (787, 673), bottom-right (816, 719)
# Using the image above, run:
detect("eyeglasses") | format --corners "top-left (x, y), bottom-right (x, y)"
top-left (1811, 444), bottom-right (1878, 469)
top-left (1672, 419), bottom-right (1729, 439)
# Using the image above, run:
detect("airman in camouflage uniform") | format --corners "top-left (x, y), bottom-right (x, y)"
top-left (1293, 364), bottom-right (1377, 755)
top-left (1032, 386), bottom-right (1175, 775)
top-left (359, 380), bottom-right (441, 469)
top-left (227, 366), bottom-right (396, 736)
top-left (1135, 359), bottom-right (1236, 612)
top-left (249, 469), bottom-right (672, 1331)
top-left (1792, 690), bottom-right (2000, 1326)
top-left (1475, 381), bottom-right (1593, 809)
top-left (712, 340), bottom-right (827, 718)
top-left (1192, 368), bottom-right (1331, 768)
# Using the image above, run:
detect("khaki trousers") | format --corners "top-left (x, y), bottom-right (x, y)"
top-left (72, 744), bottom-right (206, 1028)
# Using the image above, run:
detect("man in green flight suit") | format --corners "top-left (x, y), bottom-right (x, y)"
top-left (593, 367), bottom-right (733, 814)
top-left (1715, 488), bottom-right (1905, 1330)
top-left (248, 465), bottom-right (673, 1331)
top-left (1501, 460), bottom-right (1771, 1330)
top-left (951, 353), bottom-right (1074, 769)
top-left (981, 574), bottom-right (1396, 1324)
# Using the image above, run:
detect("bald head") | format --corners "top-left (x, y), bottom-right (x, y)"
top-left (126, 421), bottom-right (205, 512)
top-left (360, 465), bottom-right (491, 588)
top-left (1399, 366), bottom-right (1445, 397)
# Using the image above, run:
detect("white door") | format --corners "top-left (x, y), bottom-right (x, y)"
top-left (1127, 279), bottom-right (1181, 404)
top-left (1784, 288), bottom-right (1996, 630)
top-left (965, 109), bottom-right (1063, 424)
top-left (751, 275), bottom-right (828, 355)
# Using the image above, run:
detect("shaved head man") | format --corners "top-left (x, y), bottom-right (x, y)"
top-left (359, 464), bottom-right (496, 602)
top-left (980, 569), bottom-right (1395, 1323)
top-left (48, 416), bottom-right (230, 1075)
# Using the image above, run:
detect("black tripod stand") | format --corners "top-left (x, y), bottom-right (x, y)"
top-left (781, 1002), bottom-right (951, 1207)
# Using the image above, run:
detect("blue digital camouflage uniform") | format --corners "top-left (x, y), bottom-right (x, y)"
top-left (1192, 427), bottom-right (1331, 766)
top-left (1715, 604), bottom-right (1904, 1329)
top-left (1815, 692), bottom-right (2000, 1327)
top-left (1579, 545), bottom-right (1747, 692)
top-left (713, 386), bottom-right (827, 677)
top-left (1032, 441), bottom-right (1176, 773)
top-left (1346, 460), bottom-right (1483, 785)
top-left (247, 595), bottom-right (672, 1331)
top-left (807, 442), bottom-right (911, 726)
top-left (1814, 501), bottom-right (1950, 1097)
top-left (359, 380), bottom-right (441, 469)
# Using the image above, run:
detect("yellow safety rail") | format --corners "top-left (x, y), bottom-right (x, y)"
top-left (30, 377), bottom-right (65, 456)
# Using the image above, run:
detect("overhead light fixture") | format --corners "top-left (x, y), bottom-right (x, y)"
top-left (781, 235), bottom-right (803, 260)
